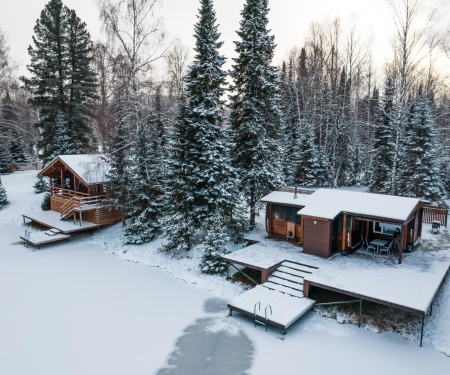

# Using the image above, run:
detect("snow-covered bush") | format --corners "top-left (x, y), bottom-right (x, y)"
top-left (0, 177), bottom-right (9, 208)
top-left (41, 192), bottom-right (51, 211)
top-left (33, 176), bottom-right (49, 194)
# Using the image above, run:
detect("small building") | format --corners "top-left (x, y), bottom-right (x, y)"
top-left (260, 189), bottom-right (313, 244)
top-left (262, 188), bottom-right (425, 261)
top-left (38, 154), bottom-right (121, 226)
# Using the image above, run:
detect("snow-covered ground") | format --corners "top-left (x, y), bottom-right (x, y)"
top-left (1, 171), bottom-right (449, 375)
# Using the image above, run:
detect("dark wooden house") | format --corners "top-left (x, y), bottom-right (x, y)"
top-left (263, 189), bottom-right (425, 260)
top-left (38, 154), bottom-right (121, 226)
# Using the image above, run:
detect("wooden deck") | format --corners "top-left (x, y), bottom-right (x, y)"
top-left (225, 240), bottom-right (450, 344)
top-left (228, 260), bottom-right (317, 333)
top-left (20, 231), bottom-right (70, 249)
top-left (22, 211), bottom-right (99, 234)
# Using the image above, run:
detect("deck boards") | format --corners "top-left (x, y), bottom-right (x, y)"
top-left (20, 232), bottom-right (70, 248)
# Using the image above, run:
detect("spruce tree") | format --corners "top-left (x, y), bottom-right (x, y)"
top-left (41, 191), bottom-right (51, 211)
top-left (53, 110), bottom-right (75, 157)
top-left (105, 115), bottom-right (130, 226)
top-left (163, 0), bottom-right (242, 251)
top-left (21, 0), bottom-right (97, 163)
top-left (200, 211), bottom-right (230, 275)
top-left (280, 59), bottom-right (302, 185)
top-left (398, 93), bottom-right (446, 204)
top-left (295, 120), bottom-right (320, 186)
top-left (124, 114), bottom-right (163, 244)
top-left (162, 97), bottom-right (196, 252)
top-left (33, 176), bottom-right (49, 194)
top-left (368, 76), bottom-right (396, 194)
top-left (0, 176), bottom-right (8, 208)
top-left (229, 0), bottom-right (284, 228)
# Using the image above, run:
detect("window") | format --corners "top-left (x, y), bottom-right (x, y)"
top-left (373, 222), bottom-right (400, 235)
top-left (273, 211), bottom-right (285, 221)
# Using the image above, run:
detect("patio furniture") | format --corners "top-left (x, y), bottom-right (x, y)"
top-left (369, 238), bottom-right (389, 254)
top-left (362, 236), bottom-right (377, 253)
top-left (431, 221), bottom-right (441, 234)
top-left (379, 241), bottom-right (393, 255)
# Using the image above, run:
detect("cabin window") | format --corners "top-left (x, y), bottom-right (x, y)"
top-left (373, 222), bottom-right (400, 235)
top-left (273, 210), bottom-right (285, 221)
top-left (271, 205), bottom-right (301, 223)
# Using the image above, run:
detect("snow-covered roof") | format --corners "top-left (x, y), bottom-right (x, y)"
top-left (43, 154), bottom-right (109, 185)
top-left (260, 191), bottom-right (310, 207)
top-left (297, 188), bottom-right (421, 221)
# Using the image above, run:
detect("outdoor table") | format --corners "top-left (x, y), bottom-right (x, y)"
top-left (369, 239), bottom-right (389, 253)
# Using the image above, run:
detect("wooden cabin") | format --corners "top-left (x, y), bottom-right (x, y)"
top-left (262, 189), bottom-right (425, 261)
top-left (38, 154), bottom-right (121, 226)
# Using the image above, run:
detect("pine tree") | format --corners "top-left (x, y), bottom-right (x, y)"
top-left (105, 115), bottom-right (130, 226)
top-left (398, 93), bottom-right (446, 204)
top-left (295, 120), bottom-right (320, 186)
top-left (162, 97), bottom-right (196, 252)
top-left (33, 176), bottom-right (49, 194)
top-left (368, 76), bottom-right (396, 194)
top-left (0, 176), bottom-right (8, 208)
top-left (200, 211), bottom-right (230, 274)
top-left (280, 59), bottom-right (302, 185)
top-left (124, 114), bottom-right (163, 244)
top-left (53, 110), bottom-right (76, 157)
top-left (229, 0), bottom-right (284, 228)
top-left (21, 0), bottom-right (97, 163)
top-left (163, 0), bottom-right (242, 251)
top-left (41, 191), bottom-right (51, 210)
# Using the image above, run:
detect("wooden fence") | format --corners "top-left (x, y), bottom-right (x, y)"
top-left (422, 205), bottom-right (448, 226)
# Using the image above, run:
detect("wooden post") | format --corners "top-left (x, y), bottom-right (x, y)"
top-left (60, 168), bottom-right (64, 193)
top-left (268, 203), bottom-right (272, 238)
top-left (303, 280), bottom-right (310, 298)
top-left (342, 214), bottom-right (347, 251)
top-left (365, 220), bottom-right (369, 238)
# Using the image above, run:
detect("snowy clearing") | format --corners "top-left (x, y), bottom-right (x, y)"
top-left (0, 171), bottom-right (449, 375)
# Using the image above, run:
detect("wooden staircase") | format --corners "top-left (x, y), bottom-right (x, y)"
top-left (263, 260), bottom-right (318, 298)
top-left (60, 197), bottom-right (76, 221)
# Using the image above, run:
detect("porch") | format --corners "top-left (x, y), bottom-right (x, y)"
top-left (224, 237), bottom-right (450, 345)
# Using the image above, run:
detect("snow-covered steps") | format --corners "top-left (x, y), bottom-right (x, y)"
top-left (263, 282), bottom-right (304, 298)
top-left (228, 260), bottom-right (319, 333)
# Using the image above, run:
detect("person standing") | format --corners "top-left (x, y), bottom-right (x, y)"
top-left (393, 228), bottom-right (401, 254)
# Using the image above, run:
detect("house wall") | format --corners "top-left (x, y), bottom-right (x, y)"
top-left (302, 217), bottom-right (331, 258)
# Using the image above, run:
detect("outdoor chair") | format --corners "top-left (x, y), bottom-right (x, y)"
top-left (379, 241), bottom-right (393, 255)
top-left (362, 236), bottom-right (377, 253)
top-left (431, 221), bottom-right (441, 234)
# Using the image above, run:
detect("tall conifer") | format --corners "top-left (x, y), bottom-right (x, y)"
top-left (398, 93), bottom-right (446, 204)
top-left (21, 0), bottom-right (97, 162)
top-left (163, 0), bottom-right (242, 252)
top-left (229, 0), bottom-right (284, 228)
top-left (368, 76), bottom-right (396, 193)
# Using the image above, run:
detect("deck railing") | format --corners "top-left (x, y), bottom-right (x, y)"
top-left (60, 195), bottom-right (109, 219)
top-left (51, 187), bottom-right (90, 199)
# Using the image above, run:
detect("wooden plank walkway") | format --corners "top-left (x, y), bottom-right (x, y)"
top-left (22, 211), bottom-right (99, 234)
top-left (20, 231), bottom-right (70, 249)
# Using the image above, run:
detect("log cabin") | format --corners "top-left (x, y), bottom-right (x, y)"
top-left (38, 154), bottom-right (122, 226)
top-left (262, 188), bottom-right (425, 261)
